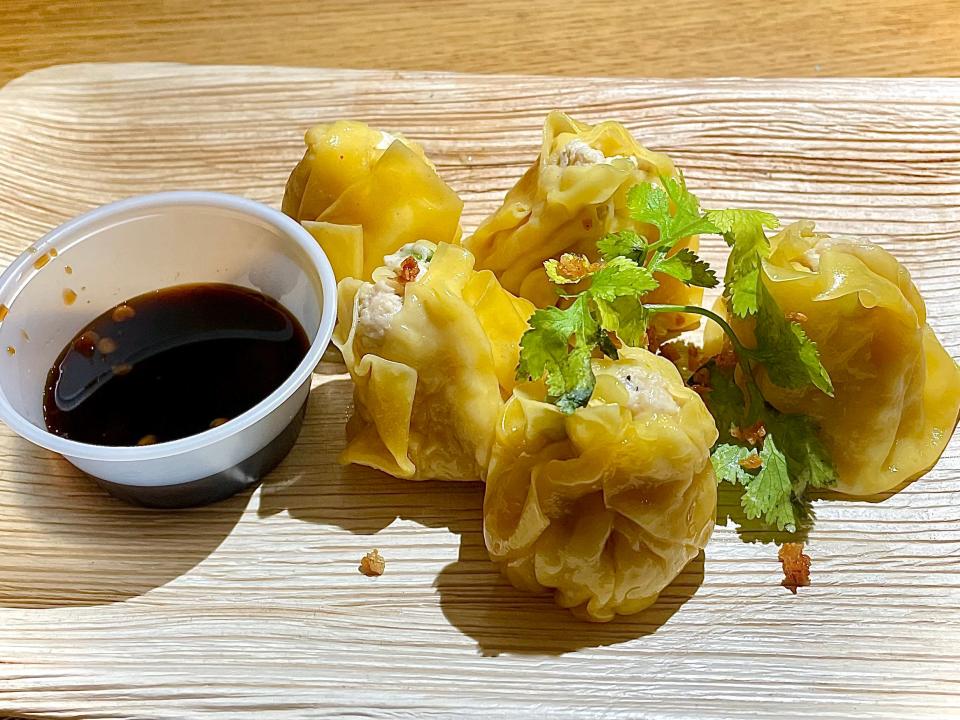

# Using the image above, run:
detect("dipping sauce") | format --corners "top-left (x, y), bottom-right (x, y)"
top-left (43, 283), bottom-right (309, 446)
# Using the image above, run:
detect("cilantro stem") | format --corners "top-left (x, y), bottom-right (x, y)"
top-left (645, 303), bottom-right (766, 418)
top-left (645, 303), bottom-right (747, 355)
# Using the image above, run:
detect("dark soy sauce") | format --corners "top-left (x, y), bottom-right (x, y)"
top-left (43, 283), bottom-right (310, 447)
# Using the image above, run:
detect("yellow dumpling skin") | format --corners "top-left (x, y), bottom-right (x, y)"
top-left (334, 242), bottom-right (534, 481)
top-left (483, 347), bottom-right (718, 621)
top-left (735, 221), bottom-right (960, 496)
top-left (465, 111), bottom-right (702, 338)
top-left (283, 120), bottom-right (463, 283)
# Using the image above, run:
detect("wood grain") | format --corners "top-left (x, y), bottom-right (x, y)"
top-left (0, 63), bottom-right (959, 719)
top-left (3, 0), bottom-right (960, 87)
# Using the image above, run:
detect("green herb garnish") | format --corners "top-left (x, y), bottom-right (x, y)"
top-left (515, 171), bottom-right (839, 532)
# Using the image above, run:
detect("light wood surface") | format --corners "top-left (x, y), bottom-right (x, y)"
top-left (3, 0), bottom-right (960, 87)
top-left (1, 63), bottom-right (959, 719)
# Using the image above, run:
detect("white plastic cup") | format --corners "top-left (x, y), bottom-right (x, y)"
top-left (0, 192), bottom-right (337, 507)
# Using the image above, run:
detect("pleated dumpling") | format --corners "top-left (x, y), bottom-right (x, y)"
top-left (465, 111), bottom-right (702, 339)
top-left (731, 221), bottom-right (960, 496)
top-left (283, 120), bottom-right (463, 283)
top-left (334, 241), bottom-right (534, 481)
top-left (483, 347), bottom-right (718, 621)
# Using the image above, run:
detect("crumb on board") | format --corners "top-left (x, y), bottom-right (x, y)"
top-left (359, 549), bottom-right (385, 577)
top-left (778, 542), bottom-right (811, 594)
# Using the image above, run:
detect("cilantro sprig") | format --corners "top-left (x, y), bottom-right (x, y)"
top-left (702, 360), bottom-right (837, 532)
top-left (517, 173), bottom-right (720, 410)
top-left (514, 172), bottom-right (839, 531)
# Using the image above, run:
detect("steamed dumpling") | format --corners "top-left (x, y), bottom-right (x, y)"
top-left (729, 221), bottom-right (960, 496)
top-left (483, 347), bottom-right (718, 621)
top-left (465, 111), bottom-right (703, 340)
top-left (334, 241), bottom-right (533, 481)
top-left (283, 120), bottom-right (463, 283)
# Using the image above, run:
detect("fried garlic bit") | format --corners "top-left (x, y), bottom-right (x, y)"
top-left (397, 256), bottom-right (420, 284)
top-left (715, 347), bottom-right (739, 370)
top-left (659, 341), bottom-right (703, 379)
top-left (778, 542), bottom-right (811, 594)
top-left (547, 252), bottom-right (601, 284)
top-left (359, 549), bottom-right (385, 577)
top-left (730, 420), bottom-right (767, 447)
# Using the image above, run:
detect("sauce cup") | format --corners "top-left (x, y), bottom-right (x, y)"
top-left (0, 191), bottom-right (337, 507)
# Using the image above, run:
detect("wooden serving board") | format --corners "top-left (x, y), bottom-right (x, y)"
top-left (0, 64), bottom-right (958, 719)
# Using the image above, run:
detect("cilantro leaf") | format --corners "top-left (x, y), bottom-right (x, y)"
top-left (627, 175), bottom-right (717, 253)
top-left (699, 361), bottom-right (837, 533)
top-left (741, 434), bottom-right (797, 531)
top-left (708, 208), bottom-right (780, 318)
top-left (706, 209), bottom-right (779, 236)
top-left (650, 248), bottom-right (719, 288)
top-left (659, 174), bottom-right (719, 240)
top-left (754, 282), bottom-right (834, 397)
top-left (697, 361), bottom-right (744, 444)
top-left (626, 182), bottom-right (670, 230)
top-left (516, 295), bottom-right (597, 408)
top-left (520, 252), bottom-right (657, 413)
top-left (727, 268), bottom-right (760, 318)
top-left (597, 230), bottom-right (646, 264)
top-left (595, 295), bottom-right (649, 347)
top-left (588, 257), bottom-right (658, 301)
top-left (711, 443), bottom-right (754, 486)
top-left (597, 330), bottom-right (620, 360)
top-left (765, 412), bottom-right (837, 494)
top-left (554, 344), bottom-right (595, 413)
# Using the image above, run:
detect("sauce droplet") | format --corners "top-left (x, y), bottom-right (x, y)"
top-left (5, 346), bottom-right (14, 356)
top-left (49, 248), bottom-right (58, 258)
top-left (64, 265), bottom-right (73, 275)
top-left (136, 434), bottom-right (158, 446)
top-left (74, 330), bottom-right (99, 357)
top-left (209, 417), bottom-right (229, 428)
top-left (111, 304), bottom-right (136, 322)
top-left (63, 288), bottom-right (77, 306)
top-left (96, 337), bottom-right (118, 355)
top-left (112, 363), bottom-right (133, 376)
top-left (33, 252), bottom-right (52, 270)
top-left (0, 305), bottom-right (8, 322)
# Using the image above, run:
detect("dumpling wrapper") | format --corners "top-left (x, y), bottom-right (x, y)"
top-left (725, 221), bottom-right (960, 496)
top-left (283, 120), bottom-right (463, 283)
top-left (334, 242), bottom-right (534, 481)
top-left (465, 111), bottom-right (704, 340)
top-left (483, 347), bottom-right (718, 621)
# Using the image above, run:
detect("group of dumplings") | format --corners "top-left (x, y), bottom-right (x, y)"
top-left (283, 113), bottom-right (960, 621)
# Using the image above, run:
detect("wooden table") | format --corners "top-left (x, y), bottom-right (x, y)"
top-left (3, 0), bottom-right (960, 85)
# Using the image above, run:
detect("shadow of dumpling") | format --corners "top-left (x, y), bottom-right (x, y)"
top-left (435, 516), bottom-right (706, 657)
top-left (0, 438), bottom-right (249, 608)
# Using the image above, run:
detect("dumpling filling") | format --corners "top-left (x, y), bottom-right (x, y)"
top-left (356, 241), bottom-right (436, 343)
top-left (382, 239), bottom-right (435, 279)
top-left (553, 138), bottom-right (638, 168)
top-left (604, 364), bottom-right (679, 416)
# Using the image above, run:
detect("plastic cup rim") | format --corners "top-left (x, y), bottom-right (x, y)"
top-left (0, 190), bottom-right (338, 463)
